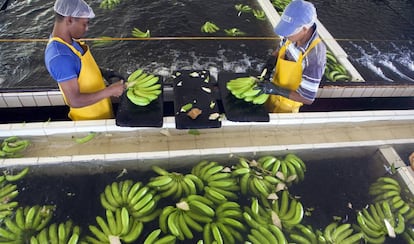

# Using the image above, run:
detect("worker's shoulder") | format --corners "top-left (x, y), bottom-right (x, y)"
top-left (45, 40), bottom-right (74, 55)
top-left (45, 41), bottom-right (80, 66)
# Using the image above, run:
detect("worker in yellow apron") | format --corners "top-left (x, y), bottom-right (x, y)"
top-left (44, 0), bottom-right (125, 120)
top-left (255, 0), bottom-right (326, 113)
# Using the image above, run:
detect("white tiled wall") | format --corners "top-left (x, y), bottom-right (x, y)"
top-left (0, 85), bottom-right (413, 108)
top-left (0, 90), bottom-right (65, 108)
top-left (316, 85), bottom-right (414, 98)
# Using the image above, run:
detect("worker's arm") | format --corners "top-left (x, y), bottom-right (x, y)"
top-left (59, 78), bottom-right (125, 108)
top-left (255, 81), bottom-right (314, 105)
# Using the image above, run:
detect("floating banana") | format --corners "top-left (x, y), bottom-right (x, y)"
top-left (235, 4), bottom-right (252, 13)
top-left (252, 9), bottom-right (266, 20)
top-left (74, 132), bottom-right (97, 144)
top-left (99, 0), bottom-right (120, 9)
top-left (131, 27), bottom-right (150, 38)
top-left (201, 21), bottom-right (220, 34)
top-left (0, 136), bottom-right (30, 158)
top-left (224, 28), bottom-right (246, 36)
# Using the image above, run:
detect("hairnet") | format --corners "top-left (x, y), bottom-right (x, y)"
top-left (54, 0), bottom-right (95, 18)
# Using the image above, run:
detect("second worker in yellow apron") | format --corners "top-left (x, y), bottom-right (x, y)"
top-left (255, 0), bottom-right (326, 113)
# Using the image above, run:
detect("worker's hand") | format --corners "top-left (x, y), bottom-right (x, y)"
top-left (101, 68), bottom-right (125, 84)
top-left (254, 80), bottom-right (290, 98)
top-left (108, 80), bottom-right (126, 98)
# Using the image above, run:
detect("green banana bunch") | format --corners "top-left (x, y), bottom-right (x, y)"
top-left (232, 157), bottom-right (283, 200)
top-left (224, 28), bottom-right (246, 36)
top-left (257, 154), bottom-right (303, 188)
top-left (356, 202), bottom-right (405, 243)
top-left (191, 160), bottom-right (239, 204)
top-left (191, 160), bottom-right (220, 180)
top-left (204, 182), bottom-right (239, 205)
top-left (234, 4), bottom-right (252, 13)
top-left (257, 155), bottom-right (283, 178)
top-left (324, 50), bottom-right (351, 82)
top-left (247, 224), bottom-right (287, 244)
top-left (99, 180), bottom-right (159, 221)
top-left (0, 168), bottom-right (27, 218)
top-left (153, 172), bottom-right (189, 200)
top-left (252, 9), bottom-right (266, 20)
top-left (126, 69), bottom-right (161, 106)
top-left (271, 190), bottom-right (304, 230)
top-left (143, 228), bottom-right (177, 244)
top-left (191, 160), bottom-right (223, 181)
top-left (99, 0), bottom-right (120, 9)
top-left (369, 176), bottom-right (401, 203)
top-left (286, 223), bottom-right (328, 244)
top-left (212, 201), bottom-right (245, 243)
top-left (0, 205), bottom-right (55, 243)
top-left (243, 197), bottom-right (272, 229)
top-left (368, 176), bottom-right (414, 224)
top-left (186, 195), bottom-right (216, 220)
top-left (322, 221), bottom-right (363, 244)
top-left (131, 27), bottom-right (150, 38)
top-left (30, 221), bottom-right (80, 244)
top-left (148, 166), bottom-right (203, 200)
top-left (181, 195), bottom-right (215, 225)
top-left (91, 36), bottom-right (114, 48)
top-left (280, 153), bottom-right (307, 185)
top-left (174, 197), bottom-right (215, 240)
top-left (159, 195), bottom-right (215, 240)
top-left (201, 21), bottom-right (220, 34)
top-left (249, 174), bottom-right (274, 200)
top-left (217, 202), bottom-right (245, 226)
top-left (158, 206), bottom-right (189, 241)
top-left (0, 201), bottom-right (18, 220)
top-left (0, 136), bottom-right (30, 158)
top-left (85, 207), bottom-right (144, 244)
top-left (203, 220), bottom-right (246, 244)
top-left (0, 168), bottom-right (28, 218)
top-left (226, 77), bottom-right (269, 104)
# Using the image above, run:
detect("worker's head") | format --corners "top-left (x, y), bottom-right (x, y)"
top-left (53, 0), bottom-right (94, 38)
top-left (54, 0), bottom-right (95, 19)
top-left (274, 0), bottom-right (317, 38)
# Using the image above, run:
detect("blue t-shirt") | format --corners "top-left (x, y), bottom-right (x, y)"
top-left (44, 40), bottom-right (84, 83)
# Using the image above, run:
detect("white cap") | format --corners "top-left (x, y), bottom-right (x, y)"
top-left (54, 0), bottom-right (95, 18)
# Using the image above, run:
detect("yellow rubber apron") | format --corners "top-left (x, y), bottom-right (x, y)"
top-left (48, 37), bottom-right (113, 120)
top-left (266, 38), bottom-right (321, 113)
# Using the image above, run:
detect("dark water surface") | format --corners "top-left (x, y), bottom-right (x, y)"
top-left (313, 0), bottom-right (414, 83)
top-left (0, 0), bottom-right (275, 89)
top-left (0, 0), bottom-right (413, 90)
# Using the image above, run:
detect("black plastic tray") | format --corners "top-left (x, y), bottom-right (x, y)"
top-left (115, 82), bottom-right (163, 127)
top-left (172, 70), bottom-right (221, 129)
top-left (218, 72), bottom-right (269, 122)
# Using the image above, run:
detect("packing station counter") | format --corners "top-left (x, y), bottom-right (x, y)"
top-left (115, 70), bottom-right (269, 129)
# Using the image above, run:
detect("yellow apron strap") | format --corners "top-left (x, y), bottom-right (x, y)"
top-left (48, 37), bottom-right (83, 58)
top-left (303, 38), bottom-right (321, 57)
top-left (267, 37), bottom-right (322, 113)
